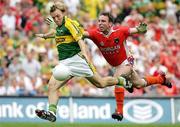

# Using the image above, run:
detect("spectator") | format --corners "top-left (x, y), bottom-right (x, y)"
top-left (8, 55), bottom-right (22, 75)
top-left (1, 7), bottom-right (16, 36)
top-left (22, 50), bottom-right (41, 78)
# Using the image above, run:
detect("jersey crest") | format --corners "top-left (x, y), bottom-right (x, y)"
top-left (100, 41), bottom-right (104, 46)
top-left (114, 38), bottom-right (119, 44)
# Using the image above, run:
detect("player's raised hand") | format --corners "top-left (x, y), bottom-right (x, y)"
top-left (136, 23), bottom-right (147, 33)
top-left (45, 17), bottom-right (53, 25)
top-left (45, 17), bottom-right (56, 29)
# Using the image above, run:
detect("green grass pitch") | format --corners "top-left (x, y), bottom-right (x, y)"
top-left (0, 123), bottom-right (180, 127)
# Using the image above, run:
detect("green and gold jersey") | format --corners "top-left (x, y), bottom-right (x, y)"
top-left (55, 16), bottom-right (84, 60)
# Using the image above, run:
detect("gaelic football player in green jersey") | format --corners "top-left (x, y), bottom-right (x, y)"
top-left (35, 3), bottom-right (129, 122)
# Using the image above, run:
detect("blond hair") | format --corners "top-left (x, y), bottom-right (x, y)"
top-left (50, 2), bottom-right (67, 13)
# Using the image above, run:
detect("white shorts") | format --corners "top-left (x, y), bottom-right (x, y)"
top-left (111, 59), bottom-right (130, 74)
top-left (57, 54), bottom-right (94, 77)
top-left (121, 59), bottom-right (129, 66)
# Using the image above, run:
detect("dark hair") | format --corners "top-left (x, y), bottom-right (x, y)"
top-left (99, 12), bottom-right (114, 23)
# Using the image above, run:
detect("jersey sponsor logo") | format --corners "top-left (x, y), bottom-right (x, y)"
top-left (124, 99), bottom-right (163, 123)
top-left (59, 30), bottom-right (64, 34)
top-left (100, 42), bottom-right (104, 46)
top-left (57, 29), bottom-right (64, 34)
top-left (56, 38), bottom-right (65, 43)
top-left (100, 45), bottom-right (120, 54)
top-left (114, 38), bottom-right (119, 44)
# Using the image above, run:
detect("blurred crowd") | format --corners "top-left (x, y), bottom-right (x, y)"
top-left (0, 0), bottom-right (179, 97)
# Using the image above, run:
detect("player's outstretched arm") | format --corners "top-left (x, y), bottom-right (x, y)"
top-left (78, 39), bottom-right (96, 73)
top-left (35, 29), bottom-right (55, 39)
top-left (129, 23), bottom-right (147, 34)
top-left (78, 39), bottom-right (91, 62)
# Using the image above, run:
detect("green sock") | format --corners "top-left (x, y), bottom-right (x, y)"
top-left (116, 77), bottom-right (126, 87)
top-left (48, 104), bottom-right (57, 114)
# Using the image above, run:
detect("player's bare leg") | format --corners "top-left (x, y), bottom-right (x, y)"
top-left (111, 64), bottom-right (133, 121)
top-left (115, 64), bottom-right (134, 92)
top-left (115, 64), bottom-right (172, 89)
top-left (128, 70), bottom-right (172, 89)
top-left (86, 72), bottom-right (120, 88)
top-left (35, 76), bottom-right (72, 122)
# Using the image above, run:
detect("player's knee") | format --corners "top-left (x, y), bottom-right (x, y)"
top-left (120, 65), bottom-right (133, 78)
top-left (133, 78), bottom-right (147, 89)
top-left (52, 64), bottom-right (71, 81)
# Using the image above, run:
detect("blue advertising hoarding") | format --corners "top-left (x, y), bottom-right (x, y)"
top-left (0, 97), bottom-right (176, 123)
top-left (174, 98), bottom-right (180, 123)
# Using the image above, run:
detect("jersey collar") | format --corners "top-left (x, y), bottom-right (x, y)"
top-left (57, 16), bottom-right (65, 27)
top-left (99, 27), bottom-right (115, 37)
